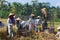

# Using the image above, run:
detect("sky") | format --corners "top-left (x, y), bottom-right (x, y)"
top-left (6, 0), bottom-right (60, 7)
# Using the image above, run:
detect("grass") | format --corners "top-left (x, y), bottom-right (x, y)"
top-left (47, 22), bottom-right (60, 32)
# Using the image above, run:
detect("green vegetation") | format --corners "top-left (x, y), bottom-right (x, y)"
top-left (0, 0), bottom-right (60, 22)
top-left (54, 18), bottom-right (60, 22)
top-left (0, 0), bottom-right (60, 40)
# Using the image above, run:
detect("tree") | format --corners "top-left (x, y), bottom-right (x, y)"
top-left (12, 2), bottom-right (23, 17)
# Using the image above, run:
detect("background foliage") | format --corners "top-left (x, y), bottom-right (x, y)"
top-left (0, 0), bottom-right (60, 21)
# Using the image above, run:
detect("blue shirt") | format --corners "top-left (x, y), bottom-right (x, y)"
top-left (7, 18), bottom-right (16, 25)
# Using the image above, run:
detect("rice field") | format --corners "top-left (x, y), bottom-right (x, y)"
top-left (0, 19), bottom-right (60, 40)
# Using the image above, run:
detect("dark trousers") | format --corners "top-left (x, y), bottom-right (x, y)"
top-left (42, 22), bottom-right (48, 31)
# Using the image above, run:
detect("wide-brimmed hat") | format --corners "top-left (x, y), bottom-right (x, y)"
top-left (41, 8), bottom-right (46, 10)
top-left (31, 14), bottom-right (35, 16)
top-left (16, 17), bottom-right (21, 21)
top-left (57, 26), bottom-right (60, 30)
top-left (9, 13), bottom-right (14, 16)
top-left (41, 8), bottom-right (47, 14)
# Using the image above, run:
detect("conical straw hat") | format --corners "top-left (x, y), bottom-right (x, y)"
top-left (31, 14), bottom-right (35, 16)
top-left (9, 13), bottom-right (14, 16)
top-left (41, 8), bottom-right (46, 10)
top-left (16, 17), bottom-right (21, 21)
top-left (37, 16), bottom-right (40, 18)
top-left (57, 26), bottom-right (60, 30)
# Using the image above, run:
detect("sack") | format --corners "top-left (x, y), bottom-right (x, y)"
top-left (12, 25), bottom-right (18, 32)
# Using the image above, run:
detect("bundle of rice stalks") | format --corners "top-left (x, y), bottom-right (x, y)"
top-left (20, 36), bottom-right (25, 40)
top-left (28, 32), bottom-right (57, 40)
top-left (0, 26), bottom-right (7, 40)
top-left (0, 26), bottom-right (7, 33)
top-left (35, 32), bottom-right (57, 40)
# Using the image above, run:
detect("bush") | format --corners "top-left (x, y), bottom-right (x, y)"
top-left (54, 18), bottom-right (60, 22)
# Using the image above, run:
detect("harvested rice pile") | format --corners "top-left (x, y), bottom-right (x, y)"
top-left (12, 32), bottom-right (57, 40)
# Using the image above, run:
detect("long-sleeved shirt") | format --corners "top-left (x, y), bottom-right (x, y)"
top-left (56, 31), bottom-right (60, 38)
top-left (7, 18), bottom-right (16, 35)
top-left (7, 18), bottom-right (16, 25)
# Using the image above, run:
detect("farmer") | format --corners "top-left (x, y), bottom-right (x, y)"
top-left (41, 8), bottom-right (48, 31)
top-left (35, 16), bottom-right (41, 32)
top-left (55, 26), bottom-right (60, 38)
top-left (23, 14), bottom-right (36, 32)
top-left (16, 17), bottom-right (22, 36)
top-left (28, 14), bottom-right (36, 32)
top-left (7, 13), bottom-right (16, 38)
top-left (16, 17), bottom-right (21, 28)
top-left (0, 20), bottom-right (5, 27)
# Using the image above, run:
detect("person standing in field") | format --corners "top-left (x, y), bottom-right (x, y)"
top-left (7, 13), bottom-right (16, 38)
top-left (16, 17), bottom-right (21, 29)
top-left (16, 17), bottom-right (22, 36)
top-left (35, 16), bottom-right (41, 32)
top-left (41, 8), bottom-right (48, 31)
top-left (23, 14), bottom-right (36, 32)
top-left (28, 14), bottom-right (36, 32)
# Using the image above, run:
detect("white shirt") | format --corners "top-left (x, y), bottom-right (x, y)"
top-left (56, 31), bottom-right (60, 38)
